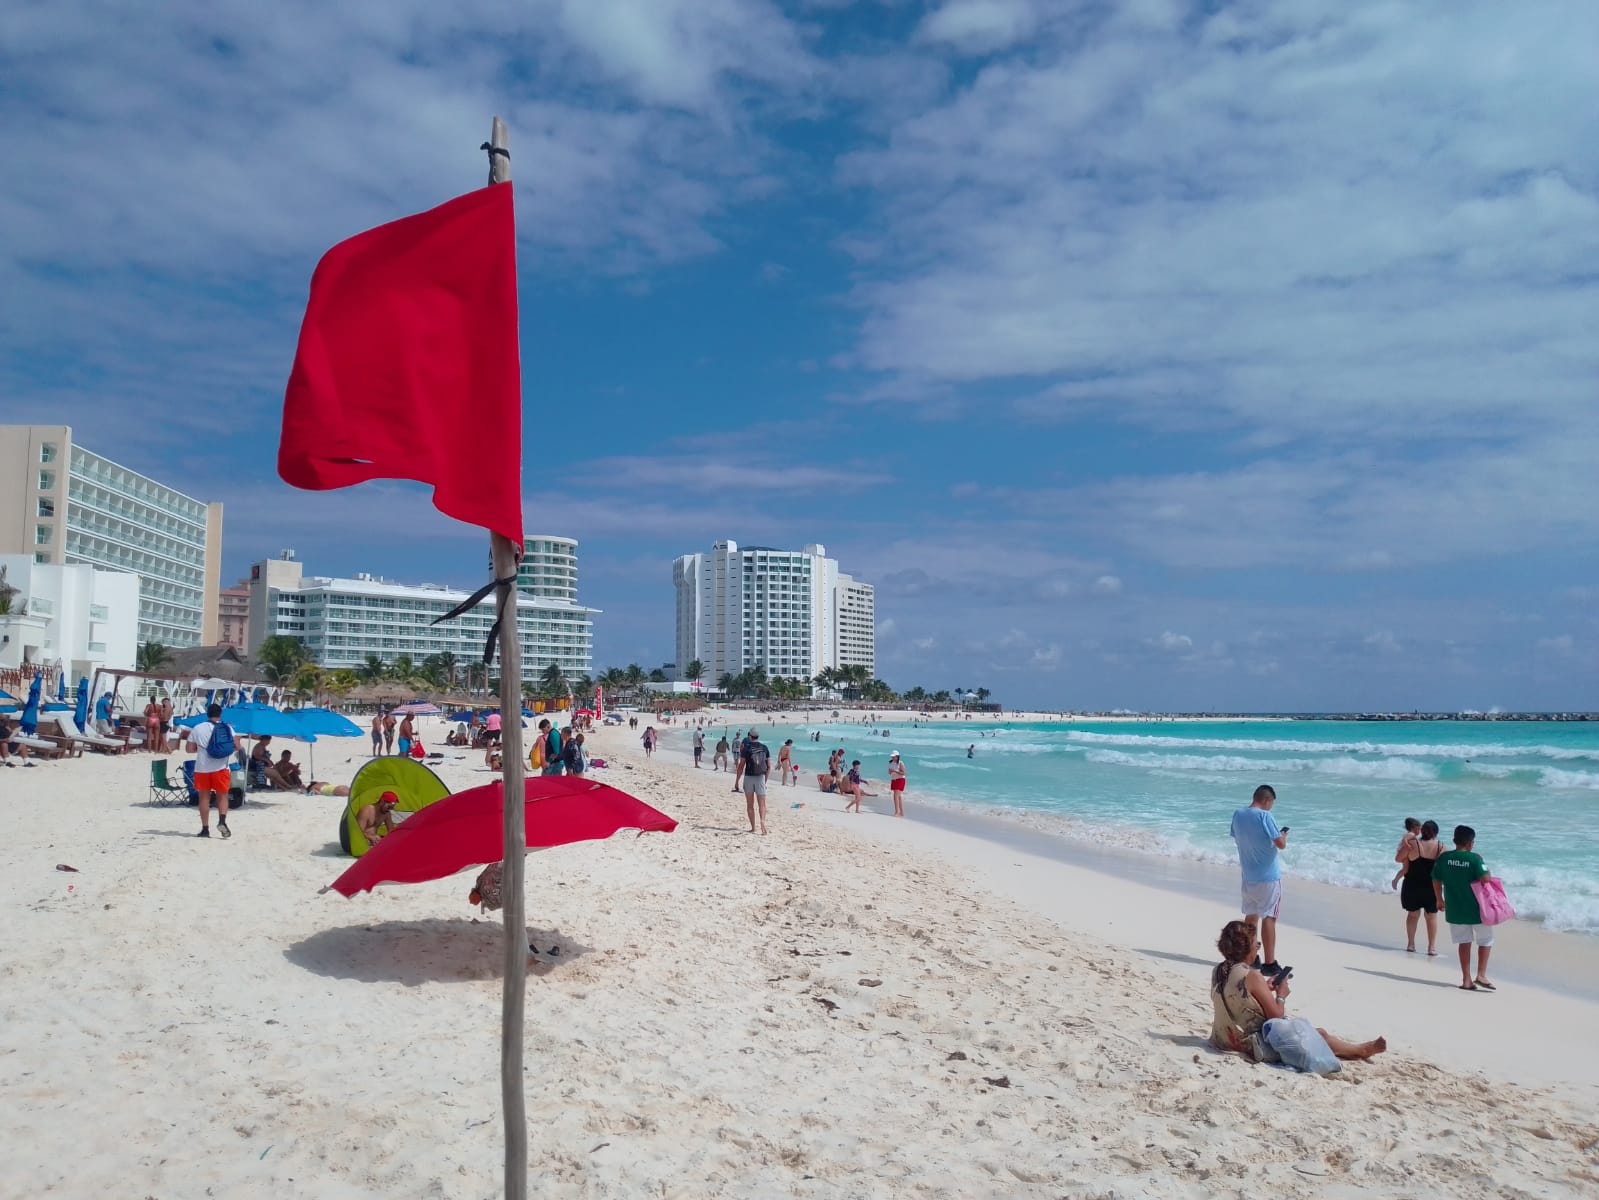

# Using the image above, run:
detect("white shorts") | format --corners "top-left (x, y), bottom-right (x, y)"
top-left (1241, 880), bottom-right (1283, 920)
top-left (1449, 922), bottom-right (1494, 947)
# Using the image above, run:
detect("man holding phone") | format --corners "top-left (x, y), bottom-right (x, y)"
top-left (1231, 784), bottom-right (1290, 978)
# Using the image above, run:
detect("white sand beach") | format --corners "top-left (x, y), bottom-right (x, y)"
top-left (3, 717), bottom-right (1598, 1198)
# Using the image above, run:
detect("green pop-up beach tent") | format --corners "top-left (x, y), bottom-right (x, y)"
top-left (338, 757), bottom-right (451, 856)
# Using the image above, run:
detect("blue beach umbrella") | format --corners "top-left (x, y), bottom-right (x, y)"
top-left (74, 676), bottom-right (90, 732)
top-left (282, 707), bottom-right (362, 738)
top-left (21, 674), bottom-right (42, 736)
top-left (0, 688), bottom-right (16, 715)
top-left (56, 673), bottom-right (66, 701)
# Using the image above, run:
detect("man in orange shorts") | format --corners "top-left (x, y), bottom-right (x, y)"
top-left (184, 702), bottom-right (235, 839)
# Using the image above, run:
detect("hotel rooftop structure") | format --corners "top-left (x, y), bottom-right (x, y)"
top-left (246, 536), bottom-right (597, 681)
top-left (0, 424), bottom-right (222, 647)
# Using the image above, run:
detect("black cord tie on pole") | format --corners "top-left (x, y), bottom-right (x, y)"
top-left (433, 573), bottom-right (519, 665)
top-left (481, 142), bottom-right (510, 161)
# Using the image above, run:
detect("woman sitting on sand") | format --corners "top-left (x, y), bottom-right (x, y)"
top-left (1209, 920), bottom-right (1386, 1063)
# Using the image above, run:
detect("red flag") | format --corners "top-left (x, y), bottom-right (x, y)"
top-left (279, 184), bottom-right (523, 545)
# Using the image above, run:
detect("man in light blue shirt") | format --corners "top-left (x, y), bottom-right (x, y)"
top-left (1230, 784), bottom-right (1289, 975)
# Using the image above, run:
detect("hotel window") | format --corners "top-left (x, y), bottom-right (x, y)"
top-left (38, 469), bottom-right (55, 491)
top-left (37, 497), bottom-right (55, 517)
top-left (40, 443), bottom-right (58, 463)
top-left (36, 524), bottom-right (53, 544)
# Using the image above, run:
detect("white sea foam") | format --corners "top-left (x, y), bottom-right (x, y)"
top-left (1064, 729), bottom-right (1599, 762)
top-left (1082, 748), bottom-right (1439, 782)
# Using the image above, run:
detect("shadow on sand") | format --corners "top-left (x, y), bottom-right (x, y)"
top-left (1345, 966), bottom-right (1461, 991)
top-left (284, 918), bottom-right (592, 987)
top-left (1133, 948), bottom-right (1215, 968)
top-left (1148, 1031), bottom-right (1217, 1051)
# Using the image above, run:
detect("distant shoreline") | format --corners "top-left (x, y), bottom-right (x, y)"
top-left (689, 705), bottom-right (1596, 724)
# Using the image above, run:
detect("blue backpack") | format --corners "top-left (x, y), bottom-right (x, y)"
top-left (206, 721), bottom-right (236, 760)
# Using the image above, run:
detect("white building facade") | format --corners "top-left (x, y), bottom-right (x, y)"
top-left (672, 541), bottom-right (875, 684)
top-left (834, 573), bottom-right (876, 675)
top-left (0, 554), bottom-right (141, 676)
top-left (247, 547), bottom-right (598, 681)
top-left (0, 425), bottom-right (222, 647)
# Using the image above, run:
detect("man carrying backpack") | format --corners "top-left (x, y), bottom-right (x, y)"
top-left (185, 702), bottom-right (235, 839)
top-left (740, 729), bottom-right (770, 835)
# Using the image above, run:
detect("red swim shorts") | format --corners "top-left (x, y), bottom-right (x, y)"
top-left (891, 777), bottom-right (906, 792)
top-left (194, 768), bottom-right (231, 794)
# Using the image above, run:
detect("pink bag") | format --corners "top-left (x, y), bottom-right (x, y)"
top-left (1472, 877), bottom-right (1515, 926)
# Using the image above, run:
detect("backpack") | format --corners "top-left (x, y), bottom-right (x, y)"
top-left (745, 742), bottom-right (770, 776)
top-left (563, 739), bottom-right (584, 774)
top-left (205, 721), bottom-right (235, 760)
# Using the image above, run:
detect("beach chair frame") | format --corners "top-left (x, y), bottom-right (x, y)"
top-left (148, 759), bottom-right (188, 806)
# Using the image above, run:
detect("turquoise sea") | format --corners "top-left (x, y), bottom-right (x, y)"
top-left (754, 718), bottom-right (1599, 935)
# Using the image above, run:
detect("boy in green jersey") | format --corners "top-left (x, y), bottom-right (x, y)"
top-left (1434, 824), bottom-right (1494, 992)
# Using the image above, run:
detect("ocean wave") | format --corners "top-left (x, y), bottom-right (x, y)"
top-left (1082, 749), bottom-right (1440, 783)
top-left (1064, 729), bottom-right (1599, 762)
top-left (916, 761), bottom-right (992, 772)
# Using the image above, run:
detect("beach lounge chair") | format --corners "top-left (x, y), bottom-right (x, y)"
top-left (149, 759), bottom-right (188, 806)
top-left (50, 713), bottom-right (129, 755)
top-left (9, 732), bottom-right (67, 760)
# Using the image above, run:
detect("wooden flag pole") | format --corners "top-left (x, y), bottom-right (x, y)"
top-left (485, 114), bottom-right (529, 1200)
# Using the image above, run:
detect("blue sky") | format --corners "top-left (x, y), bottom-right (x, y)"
top-left (3, 0), bottom-right (1596, 711)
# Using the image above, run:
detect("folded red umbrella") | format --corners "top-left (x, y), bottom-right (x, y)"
top-left (326, 776), bottom-right (677, 897)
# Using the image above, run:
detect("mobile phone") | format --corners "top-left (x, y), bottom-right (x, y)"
top-left (1280, 826), bottom-right (1290, 833)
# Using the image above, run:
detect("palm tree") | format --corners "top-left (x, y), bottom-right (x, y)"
top-left (137, 641), bottom-right (173, 673)
top-left (904, 686), bottom-right (927, 705)
top-left (254, 635), bottom-right (307, 685)
top-left (647, 668), bottom-right (668, 683)
top-left (291, 662), bottom-right (325, 705)
top-left (437, 650), bottom-right (459, 691)
top-left (358, 653), bottom-right (387, 684)
top-left (975, 687), bottom-right (991, 707)
top-left (390, 654), bottom-right (416, 683)
top-left (0, 565), bottom-right (17, 615)
top-left (931, 689), bottom-right (952, 706)
top-left (325, 668), bottom-right (359, 701)
top-left (684, 659), bottom-right (705, 685)
top-left (539, 662), bottom-right (567, 699)
top-left (717, 671), bottom-right (736, 696)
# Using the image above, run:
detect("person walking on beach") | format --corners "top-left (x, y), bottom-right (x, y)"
top-left (185, 703), bottom-right (234, 839)
top-left (776, 738), bottom-right (793, 784)
top-left (732, 729), bottom-right (755, 793)
top-left (540, 719), bottom-right (564, 776)
top-left (887, 751), bottom-right (906, 817)
top-left (1230, 784), bottom-right (1289, 978)
top-left (713, 733), bottom-right (730, 772)
top-left (740, 729), bottom-right (770, 834)
top-left (1434, 825), bottom-right (1496, 991)
top-left (382, 710), bottom-right (397, 755)
top-left (398, 712), bottom-right (416, 757)
top-left (642, 726), bottom-right (656, 757)
top-left (692, 728), bottom-right (705, 768)
top-left (370, 712), bottom-right (383, 756)
top-left (1392, 818), bottom-right (1442, 955)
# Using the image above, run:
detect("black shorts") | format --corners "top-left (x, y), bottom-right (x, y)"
top-left (484, 729), bottom-right (502, 744)
top-left (693, 747), bottom-right (703, 759)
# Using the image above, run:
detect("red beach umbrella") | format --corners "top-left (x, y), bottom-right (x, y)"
top-left (325, 776), bottom-right (676, 897)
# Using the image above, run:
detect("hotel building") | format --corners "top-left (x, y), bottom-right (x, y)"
top-left (246, 537), bottom-right (598, 681)
top-left (218, 580), bottom-right (251, 652)
top-left (671, 541), bottom-right (876, 684)
top-left (0, 424), bottom-right (222, 647)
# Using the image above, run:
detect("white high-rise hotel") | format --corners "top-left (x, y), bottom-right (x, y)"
top-left (673, 541), bottom-right (875, 683)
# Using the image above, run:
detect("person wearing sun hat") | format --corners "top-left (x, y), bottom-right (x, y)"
top-left (887, 752), bottom-right (907, 817)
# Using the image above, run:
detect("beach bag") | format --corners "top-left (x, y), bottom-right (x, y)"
top-left (529, 739), bottom-right (545, 770)
top-left (1263, 1017), bottom-right (1340, 1075)
top-left (205, 721), bottom-right (235, 760)
top-left (1472, 877), bottom-right (1515, 926)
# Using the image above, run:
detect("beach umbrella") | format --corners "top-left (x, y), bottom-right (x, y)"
top-left (325, 776), bottom-right (677, 897)
top-left (391, 701), bottom-right (442, 716)
top-left (21, 673), bottom-right (42, 736)
top-left (56, 672), bottom-right (66, 702)
top-left (173, 702), bottom-right (305, 739)
top-left (283, 706), bottom-right (363, 777)
top-left (74, 677), bottom-right (89, 732)
top-left (0, 687), bottom-right (16, 715)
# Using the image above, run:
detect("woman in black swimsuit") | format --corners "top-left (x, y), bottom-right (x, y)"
top-left (1394, 818), bottom-right (1442, 955)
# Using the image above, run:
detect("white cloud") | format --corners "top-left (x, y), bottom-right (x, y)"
top-left (1151, 631), bottom-right (1192, 652)
top-left (1536, 635), bottom-right (1574, 655)
top-left (1092, 575), bottom-right (1122, 596)
top-left (917, 0), bottom-right (1041, 55)
top-left (1029, 643), bottom-right (1062, 670)
top-left (875, 618), bottom-right (899, 640)
top-left (1364, 631), bottom-right (1403, 655)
